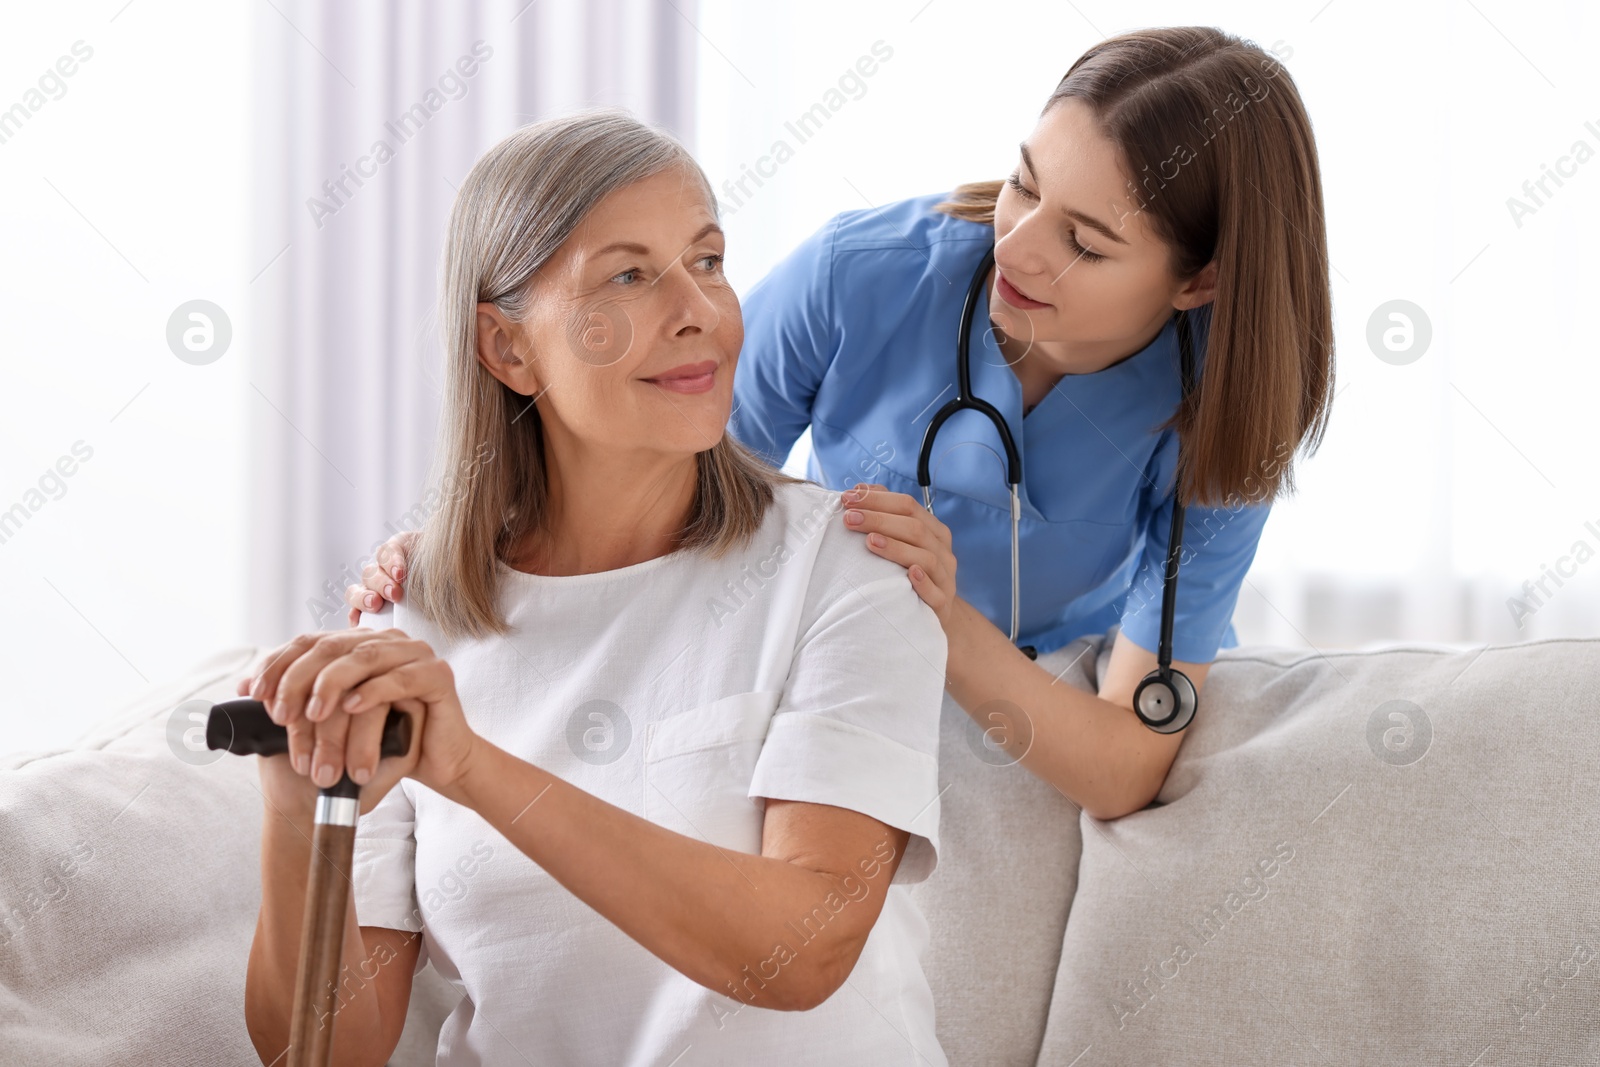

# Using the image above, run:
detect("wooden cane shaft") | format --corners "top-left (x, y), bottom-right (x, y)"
top-left (288, 814), bottom-right (356, 1067)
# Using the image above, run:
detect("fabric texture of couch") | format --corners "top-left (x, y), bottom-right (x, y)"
top-left (2, 632), bottom-right (1596, 1065)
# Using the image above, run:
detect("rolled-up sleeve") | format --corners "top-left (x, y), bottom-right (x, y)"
top-left (747, 562), bottom-right (948, 886)
top-left (351, 778), bottom-right (429, 975)
top-left (729, 214), bottom-right (842, 470)
top-left (352, 602), bottom-right (429, 973)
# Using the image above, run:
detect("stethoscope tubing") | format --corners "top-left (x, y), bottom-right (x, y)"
top-left (915, 243), bottom-right (1200, 731)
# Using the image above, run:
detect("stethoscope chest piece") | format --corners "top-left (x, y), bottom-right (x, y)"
top-left (1132, 668), bottom-right (1197, 734)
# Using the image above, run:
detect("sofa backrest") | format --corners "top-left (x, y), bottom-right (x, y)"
top-left (1030, 637), bottom-right (1600, 1066)
top-left (905, 631), bottom-right (1102, 1064)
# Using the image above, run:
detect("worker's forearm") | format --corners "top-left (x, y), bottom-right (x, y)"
top-left (942, 596), bottom-right (1151, 819)
top-left (244, 797), bottom-right (390, 1066)
top-left (446, 739), bottom-right (877, 1010)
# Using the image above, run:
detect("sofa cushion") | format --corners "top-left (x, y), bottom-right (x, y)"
top-left (0, 646), bottom-right (458, 1067)
top-left (1033, 637), bottom-right (1600, 1066)
top-left (907, 631), bottom-right (1104, 1065)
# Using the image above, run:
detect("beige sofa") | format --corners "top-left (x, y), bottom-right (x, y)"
top-left (2, 632), bottom-right (1595, 1065)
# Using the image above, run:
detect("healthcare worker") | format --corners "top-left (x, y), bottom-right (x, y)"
top-left (346, 26), bottom-right (1335, 821)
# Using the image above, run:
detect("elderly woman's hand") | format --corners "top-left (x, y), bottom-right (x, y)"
top-left (342, 530), bottom-right (418, 627)
top-left (238, 628), bottom-right (480, 808)
top-left (838, 482), bottom-right (959, 628)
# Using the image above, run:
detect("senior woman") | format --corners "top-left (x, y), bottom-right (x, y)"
top-left (239, 110), bottom-right (949, 1066)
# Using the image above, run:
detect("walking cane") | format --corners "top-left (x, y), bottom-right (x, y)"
top-left (207, 697), bottom-right (414, 1067)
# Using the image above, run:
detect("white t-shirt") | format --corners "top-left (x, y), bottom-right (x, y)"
top-left (351, 479), bottom-right (950, 1065)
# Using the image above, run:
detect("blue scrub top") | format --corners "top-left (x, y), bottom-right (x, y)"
top-left (729, 191), bottom-right (1271, 663)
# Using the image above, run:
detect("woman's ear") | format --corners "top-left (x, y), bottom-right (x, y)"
top-left (1172, 260), bottom-right (1219, 311)
top-left (475, 302), bottom-right (542, 395)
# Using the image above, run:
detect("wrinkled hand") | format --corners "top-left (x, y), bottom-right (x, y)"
top-left (837, 482), bottom-right (958, 627)
top-left (343, 530), bottom-right (418, 627)
top-left (238, 627), bottom-right (478, 809)
top-left (251, 688), bottom-right (425, 820)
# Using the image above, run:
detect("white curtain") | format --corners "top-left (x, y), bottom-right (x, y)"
top-left (245, 0), bottom-right (697, 645)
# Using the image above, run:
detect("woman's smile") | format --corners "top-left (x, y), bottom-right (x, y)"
top-left (642, 359), bottom-right (718, 394)
top-left (996, 269), bottom-right (1051, 309)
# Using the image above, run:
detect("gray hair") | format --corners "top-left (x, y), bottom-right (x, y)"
top-left (455, 106), bottom-right (716, 322)
top-left (407, 107), bottom-right (801, 641)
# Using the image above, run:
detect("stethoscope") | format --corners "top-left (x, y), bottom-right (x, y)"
top-left (915, 246), bottom-right (1199, 734)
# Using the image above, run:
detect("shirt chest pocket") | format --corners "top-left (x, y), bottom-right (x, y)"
top-left (642, 691), bottom-right (782, 855)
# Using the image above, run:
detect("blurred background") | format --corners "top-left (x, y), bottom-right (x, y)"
top-left (3, 0), bottom-right (1596, 757)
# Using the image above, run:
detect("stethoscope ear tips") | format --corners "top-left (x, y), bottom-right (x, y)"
top-left (1133, 669), bottom-right (1198, 734)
